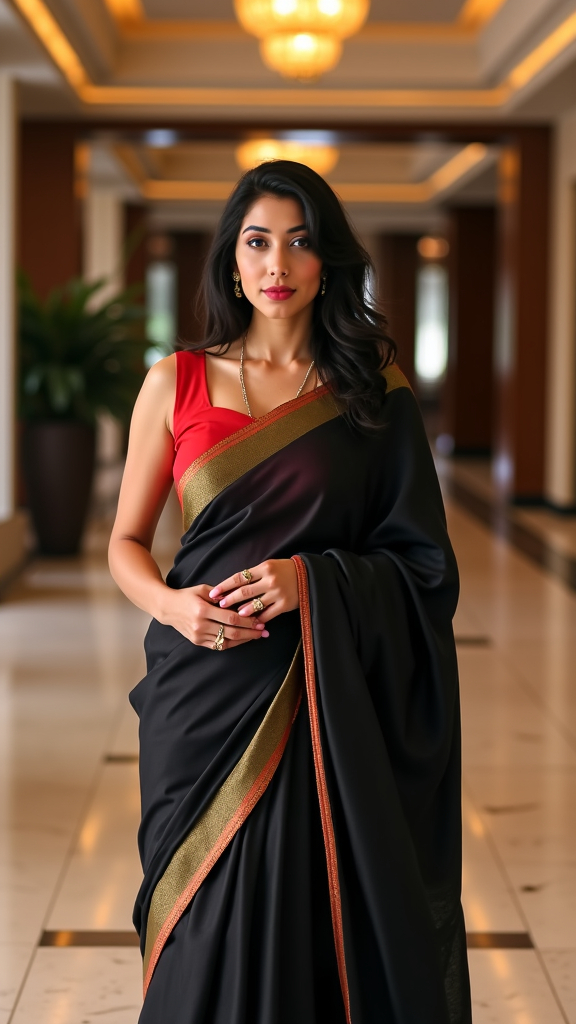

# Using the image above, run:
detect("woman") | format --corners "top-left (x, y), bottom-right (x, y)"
top-left (109, 160), bottom-right (471, 1024)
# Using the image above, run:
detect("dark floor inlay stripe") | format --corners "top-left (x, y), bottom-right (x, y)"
top-left (466, 932), bottom-right (533, 949)
top-left (455, 636), bottom-right (492, 647)
top-left (40, 930), bottom-right (139, 947)
top-left (104, 753), bottom-right (139, 763)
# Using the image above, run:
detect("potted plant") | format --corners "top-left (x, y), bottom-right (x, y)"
top-left (18, 273), bottom-right (148, 555)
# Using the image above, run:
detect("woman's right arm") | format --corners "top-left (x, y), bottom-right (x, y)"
top-left (108, 356), bottom-right (267, 649)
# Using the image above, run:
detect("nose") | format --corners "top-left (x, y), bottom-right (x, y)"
top-left (266, 248), bottom-right (289, 278)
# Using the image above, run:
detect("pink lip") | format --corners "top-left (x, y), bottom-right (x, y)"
top-left (263, 287), bottom-right (296, 301)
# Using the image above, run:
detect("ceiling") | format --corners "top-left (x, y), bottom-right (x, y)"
top-left (1, 0), bottom-right (576, 121)
top-left (138, 0), bottom-right (465, 23)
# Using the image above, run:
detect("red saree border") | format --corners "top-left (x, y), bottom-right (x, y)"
top-left (292, 555), bottom-right (352, 1024)
top-left (176, 382), bottom-right (329, 503)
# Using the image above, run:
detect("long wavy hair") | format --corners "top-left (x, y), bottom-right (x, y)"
top-left (192, 160), bottom-right (396, 431)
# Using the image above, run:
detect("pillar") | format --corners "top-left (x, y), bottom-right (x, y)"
top-left (493, 128), bottom-right (551, 501)
top-left (125, 204), bottom-right (149, 291)
top-left (18, 123), bottom-right (81, 297)
top-left (377, 234), bottom-right (418, 387)
top-left (0, 74), bottom-right (26, 581)
top-left (174, 233), bottom-right (213, 345)
top-left (545, 113), bottom-right (576, 509)
top-left (83, 185), bottom-right (124, 303)
top-left (443, 206), bottom-right (496, 454)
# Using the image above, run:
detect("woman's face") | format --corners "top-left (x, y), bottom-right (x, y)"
top-left (234, 195), bottom-right (323, 320)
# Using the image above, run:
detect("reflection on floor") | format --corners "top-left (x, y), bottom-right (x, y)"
top-left (1, 493), bottom-right (575, 1023)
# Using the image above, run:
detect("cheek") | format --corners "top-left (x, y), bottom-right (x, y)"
top-left (298, 255), bottom-right (322, 284)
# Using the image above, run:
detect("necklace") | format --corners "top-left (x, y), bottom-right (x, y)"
top-left (239, 333), bottom-right (316, 418)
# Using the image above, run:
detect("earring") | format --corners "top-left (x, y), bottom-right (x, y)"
top-left (321, 273), bottom-right (327, 296)
top-left (232, 271), bottom-right (242, 299)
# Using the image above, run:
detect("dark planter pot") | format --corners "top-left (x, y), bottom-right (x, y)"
top-left (22, 421), bottom-right (96, 555)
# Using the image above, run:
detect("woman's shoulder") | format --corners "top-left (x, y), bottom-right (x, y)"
top-left (144, 353), bottom-right (177, 394)
top-left (381, 363), bottom-right (411, 394)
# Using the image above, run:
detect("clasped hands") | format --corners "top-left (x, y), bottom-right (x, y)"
top-left (161, 559), bottom-right (299, 651)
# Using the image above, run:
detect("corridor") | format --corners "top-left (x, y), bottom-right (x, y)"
top-left (0, 494), bottom-right (574, 1023)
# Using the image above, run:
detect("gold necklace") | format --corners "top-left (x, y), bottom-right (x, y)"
top-left (239, 334), bottom-right (316, 418)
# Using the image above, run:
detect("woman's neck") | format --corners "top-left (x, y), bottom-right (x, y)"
top-left (244, 307), bottom-right (314, 365)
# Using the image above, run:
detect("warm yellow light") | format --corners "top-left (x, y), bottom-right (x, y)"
top-left (458, 0), bottom-right (507, 30)
top-left (429, 143), bottom-right (488, 193)
top-left (507, 12), bottom-right (576, 90)
top-left (12, 0), bottom-right (88, 89)
top-left (260, 32), bottom-right (342, 78)
top-left (234, 0), bottom-right (368, 40)
top-left (102, 0), bottom-right (144, 23)
top-left (235, 138), bottom-right (339, 175)
top-left (417, 236), bottom-right (450, 259)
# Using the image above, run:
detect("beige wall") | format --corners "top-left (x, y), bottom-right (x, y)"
top-left (545, 111), bottom-right (576, 508)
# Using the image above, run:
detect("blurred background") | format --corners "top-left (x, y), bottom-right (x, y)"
top-left (1, 1), bottom-right (576, 1021)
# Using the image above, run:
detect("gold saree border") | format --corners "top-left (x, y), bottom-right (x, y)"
top-left (176, 364), bottom-right (410, 531)
top-left (178, 384), bottom-right (337, 532)
top-left (291, 555), bottom-right (352, 1024)
top-left (142, 642), bottom-right (304, 995)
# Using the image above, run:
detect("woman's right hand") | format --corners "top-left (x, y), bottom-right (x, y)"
top-left (158, 584), bottom-right (269, 650)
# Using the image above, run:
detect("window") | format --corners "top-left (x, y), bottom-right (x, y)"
top-left (414, 263), bottom-right (449, 384)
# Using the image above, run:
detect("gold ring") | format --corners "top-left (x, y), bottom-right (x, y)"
top-left (241, 569), bottom-right (253, 582)
top-left (252, 597), bottom-right (265, 613)
top-left (212, 624), bottom-right (225, 651)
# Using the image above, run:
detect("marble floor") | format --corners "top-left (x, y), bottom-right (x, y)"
top-left (0, 494), bottom-right (575, 1023)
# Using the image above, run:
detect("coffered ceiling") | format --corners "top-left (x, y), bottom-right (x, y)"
top-left (2, 0), bottom-right (576, 120)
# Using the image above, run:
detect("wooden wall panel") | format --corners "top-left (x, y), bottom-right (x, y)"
top-left (443, 206), bottom-right (496, 454)
top-left (18, 123), bottom-right (81, 297)
top-left (494, 129), bottom-right (551, 500)
top-left (377, 234), bottom-right (418, 387)
top-left (173, 232), bottom-right (212, 345)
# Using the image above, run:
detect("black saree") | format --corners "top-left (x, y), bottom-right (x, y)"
top-left (130, 367), bottom-right (472, 1024)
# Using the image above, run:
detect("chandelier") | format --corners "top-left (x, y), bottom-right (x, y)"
top-left (234, 0), bottom-right (369, 80)
top-left (236, 138), bottom-right (339, 175)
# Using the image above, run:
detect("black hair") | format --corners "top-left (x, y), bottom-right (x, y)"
top-left (191, 159), bottom-right (396, 431)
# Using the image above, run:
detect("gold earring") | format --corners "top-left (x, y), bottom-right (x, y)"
top-left (232, 271), bottom-right (242, 299)
top-left (321, 273), bottom-right (327, 296)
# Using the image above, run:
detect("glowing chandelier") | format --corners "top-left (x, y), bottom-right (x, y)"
top-left (234, 0), bottom-right (370, 80)
top-left (236, 138), bottom-right (339, 175)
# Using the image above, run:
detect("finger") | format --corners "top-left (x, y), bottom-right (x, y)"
top-left (208, 567), bottom-right (263, 601)
top-left (217, 583), bottom-right (265, 608)
top-left (207, 608), bottom-right (264, 631)
top-left (237, 600), bottom-right (279, 624)
top-left (208, 620), bottom-right (269, 642)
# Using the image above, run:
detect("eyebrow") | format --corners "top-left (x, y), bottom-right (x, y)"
top-left (241, 223), bottom-right (307, 234)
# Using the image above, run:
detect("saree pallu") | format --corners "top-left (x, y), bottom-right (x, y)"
top-left (130, 368), bottom-right (472, 1024)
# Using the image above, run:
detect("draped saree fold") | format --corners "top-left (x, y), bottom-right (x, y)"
top-left (130, 366), bottom-right (472, 1024)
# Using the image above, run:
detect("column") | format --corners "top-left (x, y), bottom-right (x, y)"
top-left (0, 74), bottom-right (26, 580)
top-left (83, 185), bottom-right (125, 302)
top-left (377, 234), bottom-right (418, 387)
top-left (18, 123), bottom-right (81, 297)
top-left (442, 206), bottom-right (496, 454)
top-left (174, 232), bottom-right (213, 344)
top-left (83, 184), bottom-right (126, 474)
top-left (493, 128), bottom-right (552, 501)
top-left (544, 112), bottom-right (576, 510)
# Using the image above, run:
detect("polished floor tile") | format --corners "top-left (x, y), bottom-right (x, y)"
top-left (1, 492), bottom-right (575, 1022)
top-left (468, 949), bottom-right (568, 1023)
top-left (9, 948), bottom-right (142, 1024)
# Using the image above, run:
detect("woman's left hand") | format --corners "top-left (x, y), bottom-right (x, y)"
top-left (209, 559), bottom-right (299, 625)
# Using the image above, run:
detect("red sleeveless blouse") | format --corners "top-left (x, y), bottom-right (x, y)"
top-left (172, 349), bottom-right (253, 496)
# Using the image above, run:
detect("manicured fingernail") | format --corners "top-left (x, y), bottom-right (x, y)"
top-left (262, 630), bottom-right (270, 637)
top-left (209, 589), bottom-right (219, 598)
top-left (256, 622), bottom-right (265, 629)
top-left (238, 607), bottom-right (248, 615)
top-left (219, 599), bottom-right (227, 607)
